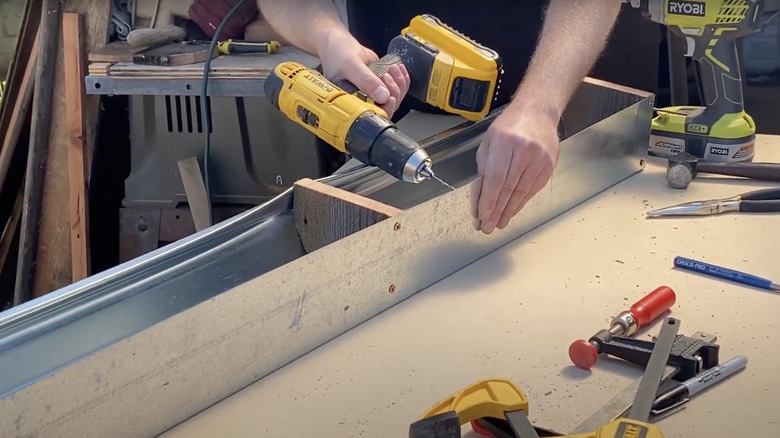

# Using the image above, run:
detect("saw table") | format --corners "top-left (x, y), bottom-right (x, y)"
top-left (159, 133), bottom-right (780, 438)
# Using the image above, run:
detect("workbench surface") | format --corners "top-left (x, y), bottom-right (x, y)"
top-left (162, 134), bottom-right (780, 438)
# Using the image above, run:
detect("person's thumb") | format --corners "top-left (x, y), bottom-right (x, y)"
top-left (347, 64), bottom-right (390, 104)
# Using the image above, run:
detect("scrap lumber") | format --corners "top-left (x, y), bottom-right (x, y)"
top-left (0, 0), bottom-right (41, 199)
top-left (0, 0), bottom-right (41, 154)
top-left (16, 0), bottom-right (111, 302)
top-left (293, 178), bottom-right (401, 253)
top-left (14, 0), bottom-right (61, 305)
top-left (177, 157), bottom-right (211, 232)
top-left (0, 28), bottom-right (39, 203)
top-left (62, 12), bottom-right (90, 282)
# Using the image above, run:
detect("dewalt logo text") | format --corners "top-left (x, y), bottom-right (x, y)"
top-left (668, 1), bottom-right (706, 16)
top-left (617, 423), bottom-right (648, 438)
top-left (303, 73), bottom-right (335, 93)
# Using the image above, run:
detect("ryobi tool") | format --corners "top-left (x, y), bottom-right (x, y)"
top-left (264, 14), bottom-right (502, 185)
top-left (625, 0), bottom-right (767, 163)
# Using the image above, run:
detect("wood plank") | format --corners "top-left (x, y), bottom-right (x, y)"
top-left (133, 43), bottom-right (217, 67)
top-left (14, 0), bottom-right (61, 305)
top-left (293, 178), bottom-right (401, 253)
top-left (0, 181), bottom-right (24, 274)
top-left (177, 157), bottom-right (211, 232)
top-left (106, 46), bottom-right (319, 74)
top-left (88, 40), bottom-right (143, 62)
top-left (27, 0), bottom-right (112, 298)
top-left (62, 12), bottom-right (90, 282)
top-left (0, 0), bottom-right (41, 155)
top-left (87, 62), bottom-right (112, 76)
top-left (0, 28), bottom-right (39, 198)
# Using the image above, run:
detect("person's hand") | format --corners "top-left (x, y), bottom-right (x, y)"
top-left (317, 29), bottom-right (410, 118)
top-left (474, 106), bottom-right (560, 234)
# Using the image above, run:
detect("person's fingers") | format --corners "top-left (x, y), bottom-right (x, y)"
top-left (487, 146), bottom-right (527, 227)
top-left (475, 139), bottom-right (490, 172)
top-left (477, 137), bottom-right (512, 227)
top-left (388, 64), bottom-right (409, 97)
top-left (381, 97), bottom-right (398, 118)
top-left (498, 164), bottom-right (546, 229)
top-left (400, 64), bottom-right (411, 94)
top-left (382, 73), bottom-right (401, 112)
top-left (345, 62), bottom-right (390, 104)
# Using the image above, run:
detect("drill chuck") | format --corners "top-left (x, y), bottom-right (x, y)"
top-left (346, 112), bottom-right (432, 183)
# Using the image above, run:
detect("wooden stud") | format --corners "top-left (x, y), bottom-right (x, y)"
top-left (177, 157), bottom-right (211, 232)
top-left (14, 0), bottom-right (61, 305)
top-left (62, 12), bottom-right (90, 282)
top-left (293, 178), bottom-right (401, 254)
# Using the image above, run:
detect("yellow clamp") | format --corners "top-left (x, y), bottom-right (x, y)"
top-left (418, 378), bottom-right (529, 424)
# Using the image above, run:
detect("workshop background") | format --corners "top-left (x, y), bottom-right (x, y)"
top-left (0, 0), bottom-right (779, 309)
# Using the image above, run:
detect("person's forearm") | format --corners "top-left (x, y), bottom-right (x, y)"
top-left (512, 0), bottom-right (623, 122)
top-left (256, 0), bottom-right (348, 55)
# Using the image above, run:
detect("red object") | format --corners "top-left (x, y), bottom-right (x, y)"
top-left (189, 0), bottom-right (259, 40)
top-left (568, 339), bottom-right (599, 370)
top-left (630, 285), bottom-right (676, 327)
top-left (568, 286), bottom-right (676, 370)
top-left (470, 420), bottom-right (497, 438)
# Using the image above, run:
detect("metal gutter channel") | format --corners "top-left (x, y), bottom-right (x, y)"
top-left (0, 86), bottom-right (654, 401)
top-left (0, 110), bottom-right (498, 399)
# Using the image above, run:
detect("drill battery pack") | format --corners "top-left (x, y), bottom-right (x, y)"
top-left (386, 14), bottom-right (503, 121)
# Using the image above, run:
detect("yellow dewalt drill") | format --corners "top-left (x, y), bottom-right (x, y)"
top-left (625, 0), bottom-right (767, 163)
top-left (264, 15), bottom-right (502, 184)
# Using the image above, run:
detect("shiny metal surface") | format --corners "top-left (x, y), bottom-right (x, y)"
top-left (403, 148), bottom-right (432, 183)
top-left (646, 197), bottom-right (741, 217)
top-left (628, 317), bottom-right (679, 421)
top-left (569, 366), bottom-right (678, 435)
top-left (0, 83), bottom-right (652, 406)
top-left (611, 311), bottom-right (638, 336)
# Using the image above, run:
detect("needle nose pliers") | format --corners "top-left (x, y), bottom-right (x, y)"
top-left (647, 187), bottom-right (780, 218)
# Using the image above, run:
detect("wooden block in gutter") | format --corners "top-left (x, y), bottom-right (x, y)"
top-left (293, 178), bottom-right (401, 253)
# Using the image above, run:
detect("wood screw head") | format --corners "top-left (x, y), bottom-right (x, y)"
top-left (394, 222), bottom-right (401, 231)
top-left (389, 284), bottom-right (396, 293)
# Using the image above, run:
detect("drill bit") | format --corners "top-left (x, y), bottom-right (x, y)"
top-left (420, 165), bottom-right (455, 190)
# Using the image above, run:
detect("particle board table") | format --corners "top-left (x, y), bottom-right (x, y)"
top-left (161, 135), bottom-right (780, 438)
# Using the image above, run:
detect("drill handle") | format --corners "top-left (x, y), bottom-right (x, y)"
top-left (691, 33), bottom-right (745, 118)
top-left (335, 53), bottom-right (405, 98)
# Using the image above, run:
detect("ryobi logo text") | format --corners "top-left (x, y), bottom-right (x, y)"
top-left (710, 146), bottom-right (729, 156)
top-left (668, 1), bottom-right (706, 16)
top-left (303, 73), bottom-right (335, 93)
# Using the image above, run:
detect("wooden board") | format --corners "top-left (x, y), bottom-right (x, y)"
top-left (88, 40), bottom-right (144, 62)
top-left (15, 0), bottom-right (61, 305)
top-left (293, 178), bottom-right (402, 253)
top-left (132, 42), bottom-right (216, 67)
top-left (62, 12), bottom-right (90, 282)
top-left (104, 46), bottom-right (319, 76)
top-left (0, 27), bottom-right (39, 199)
top-left (0, 0), bottom-right (41, 153)
top-left (23, 0), bottom-right (111, 300)
top-left (177, 157), bottom-right (210, 232)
